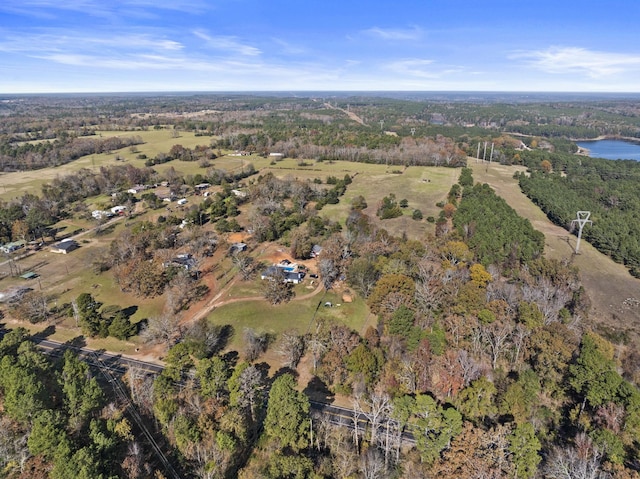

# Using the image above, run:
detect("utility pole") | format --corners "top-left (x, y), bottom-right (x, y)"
top-left (571, 211), bottom-right (592, 254)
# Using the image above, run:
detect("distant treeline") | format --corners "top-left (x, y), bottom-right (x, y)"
top-left (0, 135), bottom-right (143, 171)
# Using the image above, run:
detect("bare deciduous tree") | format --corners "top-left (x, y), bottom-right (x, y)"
top-left (544, 444), bottom-right (608, 479)
top-left (232, 252), bottom-right (257, 281)
top-left (277, 329), bottom-right (305, 369)
top-left (140, 312), bottom-right (181, 346)
top-left (359, 447), bottom-right (387, 479)
top-left (262, 269), bottom-right (294, 304)
top-left (243, 327), bottom-right (268, 362)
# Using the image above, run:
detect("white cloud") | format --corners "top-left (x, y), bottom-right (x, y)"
top-left (363, 26), bottom-right (423, 41)
top-left (271, 38), bottom-right (306, 56)
top-left (193, 31), bottom-right (261, 57)
top-left (0, 0), bottom-right (209, 16)
top-left (512, 46), bottom-right (640, 78)
top-left (0, 31), bottom-right (183, 54)
top-left (385, 58), bottom-right (438, 78)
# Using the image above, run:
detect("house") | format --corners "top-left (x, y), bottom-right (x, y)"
top-left (260, 263), bottom-right (305, 284)
top-left (284, 271), bottom-right (306, 284)
top-left (110, 205), bottom-right (127, 215)
top-left (229, 242), bottom-right (247, 254)
top-left (310, 244), bottom-right (323, 258)
top-left (127, 185), bottom-right (147, 194)
top-left (51, 239), bottom-right (79, 254)
top-left (0, 240), bottom-right (25, 254)
top-left (163, 253), bottom-right (197, 271)
top-left (92, 210), bottom-right (113, 220)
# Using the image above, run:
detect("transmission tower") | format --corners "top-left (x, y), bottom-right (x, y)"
top-left (571, 211), bottom-right (592, 254)
top-left (410, 127), bottom-right (416, 137)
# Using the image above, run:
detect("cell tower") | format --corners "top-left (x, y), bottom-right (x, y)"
top-left (571, 211), bottom-right (592, 254)
top-left (410, 128), bottom-right (416, 136)
top-left (379, 119), bottom-right (385, 131)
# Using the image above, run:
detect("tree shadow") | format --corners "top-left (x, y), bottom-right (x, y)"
top-left (254, 361), bottom-right (272, 378)
top-left (32, 325), bottom-right (56, 342)
top-left (93, 348), bottom-right (122, 370)
top-left (214, 324), bottom-right (234, 355)
top-left (65, 335), bottom-right (87, 349)
top-left (272, 366), bottom-right (299, 383)
top-left (120, 305), bottom-right (138, 319)
top-left (221, 350), bottom-right (239, 368)
top-left (94, 223), bottom-right (117, 236)
top-left (135, 318), bottom-right (148, 335)
top-left (303, 376), bottom-right (335, 405)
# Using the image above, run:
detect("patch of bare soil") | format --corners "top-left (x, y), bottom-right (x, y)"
top-left (471, 161), bottom-right (640, 342)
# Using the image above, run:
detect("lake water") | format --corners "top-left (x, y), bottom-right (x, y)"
top-left (576, 139), bottom-right (640, 161)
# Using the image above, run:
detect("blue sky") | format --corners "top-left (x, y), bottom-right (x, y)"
top-left (1, 0), bottom-right (639, 93)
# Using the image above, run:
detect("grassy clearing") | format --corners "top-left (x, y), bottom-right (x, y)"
top-left (207, 291), bottom-right (369, 352)
top-left (261, 158), bottom-right (458, 238)
top-left (0, 129), bottom-right (211, 201)
top-left (324, 164), bottom-right (457, 238)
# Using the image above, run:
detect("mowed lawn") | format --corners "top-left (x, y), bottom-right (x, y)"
top-left (206, 289), bottom-right (370, 352)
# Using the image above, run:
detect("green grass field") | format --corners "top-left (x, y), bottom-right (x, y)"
top-left (207, 290), bottom-right (369, 352)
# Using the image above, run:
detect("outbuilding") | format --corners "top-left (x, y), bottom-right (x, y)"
top-left (51, 239), bottom-right (79, 254)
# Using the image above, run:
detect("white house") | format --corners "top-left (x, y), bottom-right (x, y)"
top-left (127, 185), bottom-right (147, 194)
top-left (110, 205), bottom-right (127, 215)
top-left (92, 210), bottom-right (112, 220)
